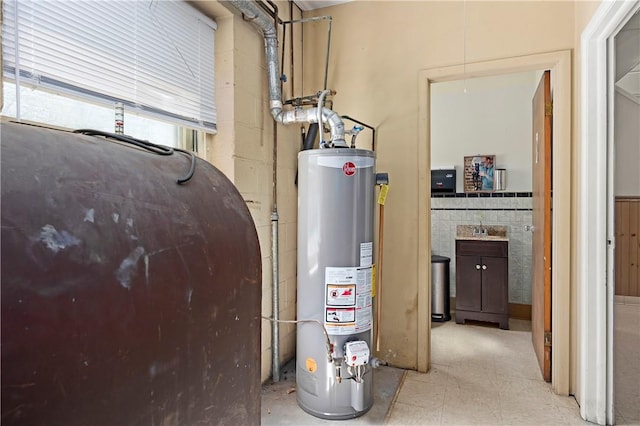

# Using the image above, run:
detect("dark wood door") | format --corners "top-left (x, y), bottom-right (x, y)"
top-left (532, 70), bottom-right (553, 382)
top-left (615, 198), bottom-right (640, 297)
top-left (481, 256), bottom-right (508, 314)
top-left (456, 255), bottom-right (482, 311)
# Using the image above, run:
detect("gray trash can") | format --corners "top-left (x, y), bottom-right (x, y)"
top-left (431, 255), bottom-right (451, 322)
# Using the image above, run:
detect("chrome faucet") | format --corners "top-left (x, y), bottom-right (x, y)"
top-left (473, 222), bottom-right (488, 237)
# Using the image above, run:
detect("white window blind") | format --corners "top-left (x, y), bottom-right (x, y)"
top-left (2, 0), bottom-right (217, 132)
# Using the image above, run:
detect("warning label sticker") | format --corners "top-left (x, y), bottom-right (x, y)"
top-left (360, 242), bottom-right (373, 267)
top-left (327, 284), bottom-right (356, 306)
top-left (324, 266), bottom-right (372, 335)
top-left (325, 307), bottom-right (356, 323)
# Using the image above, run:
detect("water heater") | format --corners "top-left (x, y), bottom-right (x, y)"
top-left (297, 148), bottom-right (376, 419)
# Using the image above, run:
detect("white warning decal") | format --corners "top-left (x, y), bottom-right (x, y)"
top-left (327, 284), bottom-right (356, 306)
top-left (324, 266), bottom-right (372, 335)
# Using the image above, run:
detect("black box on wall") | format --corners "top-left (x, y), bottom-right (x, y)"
top-left (431, 169), bottom-right (456, 193)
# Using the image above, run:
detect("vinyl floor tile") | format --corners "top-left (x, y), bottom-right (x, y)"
top-left (262, 306), bottom-right (636, 425)
top-left (615, 302), bottom-right (640, 424)
top-left (391, 317), bottom-right (582, 425)
top-left (386, 401), bottom-right (442, 425)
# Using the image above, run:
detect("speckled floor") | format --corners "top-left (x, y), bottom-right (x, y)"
top-left (262, 309), bottom-right (638, 425)
top-left (615, 297), bottom-right (640, 425)
top-left (387, 317), bottom-right (587, 425)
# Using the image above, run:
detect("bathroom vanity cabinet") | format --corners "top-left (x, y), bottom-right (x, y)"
top-left (455, 239), bottom-right (509, 329)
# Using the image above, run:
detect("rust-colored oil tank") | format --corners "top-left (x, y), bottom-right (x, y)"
top-left (1, 122), bottom-right (261, 425)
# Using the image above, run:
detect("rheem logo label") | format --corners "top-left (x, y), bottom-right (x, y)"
top-left (342, 162), bottom-right (356, 176)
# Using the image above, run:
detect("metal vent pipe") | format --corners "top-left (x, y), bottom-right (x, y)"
top-left (224, 0), bottom-right (346, 147)
top-left (223, 0), bottom-right (347, 384)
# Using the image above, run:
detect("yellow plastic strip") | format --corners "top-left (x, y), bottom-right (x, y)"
top-left (371, 264), bottom-right (377, 297)
top-left (378, 184), bottom-right (389, 205)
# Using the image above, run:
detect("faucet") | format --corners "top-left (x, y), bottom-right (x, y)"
top-left (473, 222), bottom-right (488, 237)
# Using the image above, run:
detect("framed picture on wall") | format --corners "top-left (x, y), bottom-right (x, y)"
top-left (463, 155), bottom-right (496, 193)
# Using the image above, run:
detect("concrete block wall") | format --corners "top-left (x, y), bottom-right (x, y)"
top-left (431, 193), bottom-right (533, 305)
top-left (207, 4), bottom-right (302, 383)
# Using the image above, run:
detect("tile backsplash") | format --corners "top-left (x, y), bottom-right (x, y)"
top-left (431, 192), bottom-right (533, 305)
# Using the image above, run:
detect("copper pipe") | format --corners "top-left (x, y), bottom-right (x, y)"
top-left (375, 199), bottom-right (385, 352)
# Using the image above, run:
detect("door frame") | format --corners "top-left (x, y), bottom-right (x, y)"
top-left (579, 1), bottom-right (640, 424)
top-left (417, 50), bottom-right (572, 395)
top-left (532, 70), bottom-right (553, 383)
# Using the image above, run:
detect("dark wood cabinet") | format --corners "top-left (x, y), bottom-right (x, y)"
top-left (455, 239), bottom-right (509, 329)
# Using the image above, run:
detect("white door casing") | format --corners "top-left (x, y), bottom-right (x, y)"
top-left (579, 1), bottom-right (640, 424)
top-left (419, 49), bottom-right (572, 395)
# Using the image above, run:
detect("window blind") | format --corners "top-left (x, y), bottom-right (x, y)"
top-left (2, 0), bottom-right (217, 132)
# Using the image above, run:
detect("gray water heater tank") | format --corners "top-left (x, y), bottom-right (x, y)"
top-left (296, 148), bottom-right (376, 419)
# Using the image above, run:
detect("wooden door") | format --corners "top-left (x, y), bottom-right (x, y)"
top-left (615, 198), bottom-right (640, 297)
top-left (532, 70), bottom-right (552, 382)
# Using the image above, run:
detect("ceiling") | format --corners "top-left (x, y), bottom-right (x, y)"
top-left (616, 63), bottom-right (640, 103)
top-left (294, 0), bottom-right (352, 11)
top-left (615, 9), bottom-right (640, 103)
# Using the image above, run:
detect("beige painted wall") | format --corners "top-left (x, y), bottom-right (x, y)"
top-left (431, 71), bottom-right (539, 192)
top-left (195, 0), bottom-right (303, 383)
top-left (303, 0), bottom-right (575, 370)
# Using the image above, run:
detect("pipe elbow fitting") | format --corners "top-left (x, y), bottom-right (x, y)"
top-left (272, 107), bottom-right (346, 147)
top-left (274, 108), bottom-right (304, 125)
top-left (322, 107), bottom-right (347, 147)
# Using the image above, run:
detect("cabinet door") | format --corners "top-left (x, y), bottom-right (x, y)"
top-left (456, 255), bottom-right (482, 311)
top-left (480, 256), bottom-right (508, 314)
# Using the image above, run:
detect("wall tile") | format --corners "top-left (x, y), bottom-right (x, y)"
top-left (430, 197), bottom-right (532, 305)
top-left (518, 197), bottom-right (532, 209)
top-left (483, 210), bottom-right (498, 224)
top-left (496, 210), bottom-right (511, 223)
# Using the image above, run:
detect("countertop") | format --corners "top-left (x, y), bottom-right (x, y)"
top-left (455, 235), bottom-right (510, 242)
top-left (456, 224), bottom-right (509, 242)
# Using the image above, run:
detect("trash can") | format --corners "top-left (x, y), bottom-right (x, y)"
top-left (431, 255), bottom-right (451, 322)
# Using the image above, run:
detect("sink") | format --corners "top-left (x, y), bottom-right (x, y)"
top-left (456, 225), bottom-right (508, 241)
